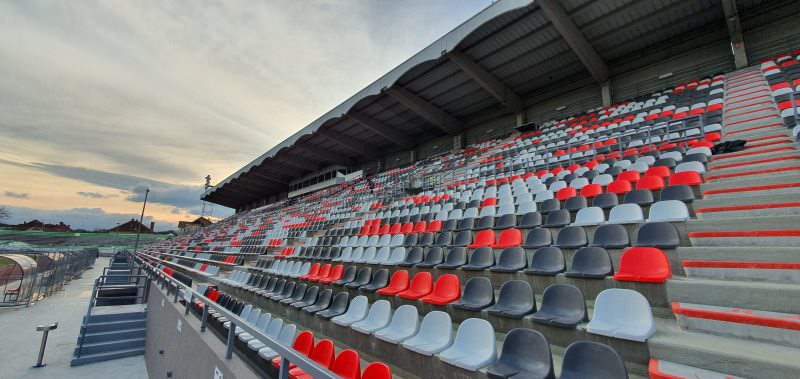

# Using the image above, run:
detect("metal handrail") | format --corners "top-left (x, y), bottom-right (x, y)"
top-left (134, 253), bottom-right (338, 379)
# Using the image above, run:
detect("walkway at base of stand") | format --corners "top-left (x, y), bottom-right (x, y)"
top-left (0, 257), bottom-right (148, 379)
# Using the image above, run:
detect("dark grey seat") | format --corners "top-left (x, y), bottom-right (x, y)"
top-left (624, 189), bottom-right (655, 206)
top-left (451, 277), bottom-right (494, 311)
top-left (565, 247), bottom-right (613, 279)
top-left (524, 247), bottom-right (565, 276)
top-left (270, 281), bottom-right (295, 301)
top-left (591, 224), bottom-right (630, 249)
top-left (555, 226), bottom-right (588, 248)
top-left (456, 217), bottom-right (475, 231)
top-left (434, 231), bottom-right (453, 247)
top-left (522, 228), bottom-right (552, 249)
top-left (290, 286), bottom-right (319, 309)
top-left (417, 232), bottom-right (435, 247)
top-left (359, 269), bottom-right (389, 292)
top-left (461, 247), bottom-right (495, 271)
top-left (519, 212), bottom-right (543, 229)
top-left (452, 230), bottom-right (472, 247)
top-left (531, 284), bottom-right (588, 328)
top-left (592, 193), bottom-right (619, 209)
top-left (564, 196), bottom-right (588, 212)
top-left (486, 328), bottom-right (555, 379)
top-left (280, 283), bottom-right (307, 304)
top-left (416, 247), bottom-right (444, 268)
top-left (487, 280), bottom-right (536, 319)
top-left (317, 291), bottom-right (350, 320)
top-left (474, 215), bottom-right (495, 230)
top-left (490, 247), bottom-right (527, 272)
top-left (636, 222), bottom-right (681, 248)
top-left (543, 209), bottom-right (571, 227)
top-left (539, 199), bottom-right (560, 214)
top-left (494, 214), bottom-right (517, 230)
top-left (560, 341), bottom-right (628, 379)
top-left (437, 247), bottom-right (467, 269)
top-left (264, 279), bottom-right (286, 297)
top-left (345, 267), bottom-right (372, 288)
top-left (442, 219), bottom-right (458, 232)
top-left (399, 247), bottom-right (424, 266)
top-left (654, 157), bottom-right (677, 168)
top-left (403, 233), bottom-right (418, 246)
top-left (332, 266), bottom-right (357, 285)
top-left (660, 184), bottom-right (695, 203)
top-left (302, 288), bottom-right (333, 314)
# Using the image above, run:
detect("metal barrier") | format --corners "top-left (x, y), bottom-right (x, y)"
top-left (133, 254), bottom-right (339, 379)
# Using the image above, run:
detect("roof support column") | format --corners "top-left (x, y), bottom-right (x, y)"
top-left (721, 0), bottom-right (748, 69)
top-left (515, 112), bottom-right (526, 127)
top-left (601, 81), bottom-right (612, 107)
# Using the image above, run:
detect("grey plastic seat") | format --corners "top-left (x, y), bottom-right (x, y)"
top-left (347, 247), bottom-right (365, 263)
top-left (317, 291), bottom-right (350, 320)
top-left (522, 228), bottom-right (552, 249)
top-left (555, 226), bottom-right (588, 248)
top-left (591, 224), bottom-right (630, 249)
top-left (592, 193), bottom-right (619, 209)
top-left (360, 268), bottom-right (389, 292)
top-left (399, 247), bottom-right (424, 266)
top-left (335, 247), bottom-right (353, 262)
top-left (543, 209), bottom-right (570, 227)
top-left (474, 215), bottom-right (495, 231)
top-left (660, 184), bottom-right (695, 203)
top-left (238, 312), bottom-right (272, 343)
top-left (270, 281), bottom-right (295, 301)
top-left (608, 204), bottom-right (645, 224)
top-left (452, 230), bottom-right (472, 247)
top-left (524, 247), bottom-right (565, 276)
top-left (519, 212), bottom-right (542, 229)
top-left (490, 247), bottom-right (527, 272)
top-left (565, 247), bottom-right (613, 279)
top-left (331, 295), bottom-right (369, 326)
top-left (437, 247), bottom-right (467, 269)
top-left (487, 280), bottom-right (536, 319)
top-left (571, 206), bottom-right (605, 226)
top-left (332, 266), bottom-right (357, 286)
top-left (416, 247), bottom-right (444, 268)
top-left (403, 233), bottom-right (419, 246)
top-left (345, 267), bottom-right (372, 289)
top-left (648, 200), bottom-right (690, 222)
top-left (636, 222), bottom-right (681, 248)
top-left (531, 284), bottom-right (588, 328)
top-left (367, 247), bottom-right (391, 264)
top-left (290, 286), bottom-right (319, 309)
top-left (253, 324), bottom-right (296, 358)
top-left (587, 288), bottom-right (655, 342)
top-left (417, 232), bottom-right (435, 247)
top-left (401, 311), bottom-right (453, 356)
top-left (539, 199), bottom-right (561, 215)
top-left (560, 341), bottom-right (628, 379)
top-left (382, 247), bottom-right (407, 266)
top-left (486, 328), bottom-right (555, 379)
top-left (302, 289), bottom-right (332, 314)
top-left (563, 195), bottom-right (588, 212)
top-left (452, 277), bottom-right (494, 311)
top-left (433, 231), bottom-right (453, 247)
top-left (373, 305), bottom-right (419, 344)
top-left (624, 189), bottom-right (655, 206)
top-left (251, 318), bottom-right (285, 357)
top-left (461, 247), bottom-right (495, 271)
top-left (351, 300), bottom-right (392, 334)
top-left (438, 318), bottom-right (497, 371)
top-left (263, 279), bottom-right (286, 297)
top-left (280, 283), bottom-right (307, 304)
top-left (356, 247), bottom-right (376, 263)
top-left (494, 214), bottom-right (517, 230)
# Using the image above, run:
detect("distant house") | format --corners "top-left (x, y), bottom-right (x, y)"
top-left (177, 217), bottom-right (213, 235)
top-left (107, 219), bottom-right (155, 233)
top-left (8, 220), bottom-right (72, 232)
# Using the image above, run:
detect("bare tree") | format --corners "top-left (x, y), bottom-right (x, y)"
top-left (0, 206), bottom-right (9, 221)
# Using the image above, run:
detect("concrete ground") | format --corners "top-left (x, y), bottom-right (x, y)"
top-left (0, 257), bottom-right (148, 379)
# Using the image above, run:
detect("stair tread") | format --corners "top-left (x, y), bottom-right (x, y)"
top-left (80, 337), bottom-right (146, 347)
top-left (687, 215), bottom-right (800, 232)
top-left (677, 246), bottom-right (800, 263)
top-left (696, 192), bottom-right (800, 209)
top-left (74, 347), bottom-right (146, 359)
top-left (84, 327), bottom-right (147, 336)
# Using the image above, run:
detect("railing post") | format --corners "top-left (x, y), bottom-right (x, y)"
top-left (226, 323), bottom-right (236, 359)
top-left (278, 357), bottom-right (291, 379)
top-left (201, 305), bottom-right (209, 332)
top-left (185, 294), bottom-right (192, 315)
top-left (173, 284), bottom-right (179, 303)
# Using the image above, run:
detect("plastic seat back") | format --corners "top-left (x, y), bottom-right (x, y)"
top-left (532, 284), bottom-right (587, 328)
top-left (492, 247), bottom-right (527, 271)
top-left (463, 247), bottom-right (495, 270)
top-left (566, 247), bottom-right (613, 278)
top-left (587, 288), bottom-right (655, 342)
top-left (453, 277), bottom-right (494, 310)
top-left (330, 349), bottom-right (361, 379)
top-left (488, 328), bottom-right (554, 379)
top-left (591, 224), bottom-right (630, 248)
top-left (522, 228), bottom-right (552, 249)
top-left (555, 226), bottom-right (588, 248)
top-left (614, 247), bottom-right (672, 283)
top-left (560, 341), bottom-right (628, 379)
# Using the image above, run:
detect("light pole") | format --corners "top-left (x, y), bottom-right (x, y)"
top-left (132, 189), bottom-right (150, 255)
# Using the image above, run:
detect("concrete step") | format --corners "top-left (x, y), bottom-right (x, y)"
top-left (70, 347), bottom-right (146, 366)
top-left (648, 322), bottom-right (800, 379)
top-left (83, 319), bottom-right (146, 333)
top-left (648, 359), bottom-right (744, 379)
top-left (723, 123), bottom-right (789, 140)
top-left (723, 100), bottom-right (775, 114)
top-left (700, 172), bottom-right (800, 195)
top-left (708, 146), bottom-right (799, 167)
top-left (695, 192), bottom-right (800, 219)
top-left (704, 164), bottom-right (800, 184)
top-left (723, 108), bottom-right (777, 123)
top-left (724, 96), bottom-right (774, 109)
top-left (707, 154), bottom-right (800, 175)
top-left (672, 302), bottom-right (800, 348)
top-left (725, 89), bottom-right (771, 103)
top-left (74, 337), bottom-right (146, 356)
top-left (78, 327), bottom-right (146, 344)
top-left (84, 311), bottom-right (147, 323)
top-left (678, 247), bottom-right (800, 283)
top-left (666, 277), bottom-right (800, 314)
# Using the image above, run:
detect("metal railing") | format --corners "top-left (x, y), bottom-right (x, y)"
top-left (133, 253), bottom-right (339, 379)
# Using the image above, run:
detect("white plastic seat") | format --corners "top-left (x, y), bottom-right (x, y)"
top-left (254, 324), bottom-right (296, 358)
top-left (648, 200), bottom-right (690, 222)
top-left (438, 318), bottom-right (497, 371)
top-left (255, 319), bottom-right (285, 358)
top-left (332, 296), bottom-right (369, 326)
top-left (239, 312), bottom-right (272, 343)
top-left (587, 288), bottom-right (655, 342)
top-left (592, 174), bottom-right (613, 186)
top-left (373, 305), bottom-right (419, 344)
top-left (549, 181), bottom-right (567, 192)
top-left (389, 234), bottom-right (405, 247)
top-left (383, 247), bottom-right (407, 265)
top-left (608, 204), bottom-right (645, 225)
top-left (675, 161), bottom-right (706, 174)
top-left (571, 207), bottom-right (606, 226)
top-left (351, 300), bottom-right (392, 334)
top-left (335, 247), bottom-right (353, 262)
top-left (569, 178), bottom-right (589, 189)
top-left (368, 247), bottom-right (391, 264)
top-left (401, 311), bottom-right (453, 356)
top-left (534, 191), bottom-right (554, 203)
top-left (347, 247), bottom-right (365, 263)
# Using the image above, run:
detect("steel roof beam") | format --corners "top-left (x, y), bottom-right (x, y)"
top-left (277, 154), bottom-right (320, 171)
top-left (384, 86), bottom-right (463, 135)
top-left (258, 164), bottom-right (301, 178)
top-left (317, 129), bottom-right (380, 159)
top-left (447, 50), bottom-right (523, 113)
top-left (245, 171), bottom-right (289, 186)
top-left (346, 111), bottom-right (415, 149)
top-left (294, 144), bottom-right (356, 166)
top-left (721, 0), bottom-right (748, 69)
top-left (537, 0), bottom-right (609, 83)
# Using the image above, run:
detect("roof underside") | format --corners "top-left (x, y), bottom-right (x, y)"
top-left (204, 0), bottom-right (778, 208)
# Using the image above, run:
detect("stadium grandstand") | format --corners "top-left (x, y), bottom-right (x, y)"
top-left (66, 0), bottom-right (800, 378)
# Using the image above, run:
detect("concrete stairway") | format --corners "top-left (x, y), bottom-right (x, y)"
top-left (648, 67), bottom-right (800, 378)
top-left (71, 305), bottom-right (147, 366)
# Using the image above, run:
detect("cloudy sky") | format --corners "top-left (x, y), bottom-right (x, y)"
top-left (0, 0), bottom-right (490, 231)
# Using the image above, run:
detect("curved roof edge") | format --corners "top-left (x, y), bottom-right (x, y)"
top-left (204, 0), bottom-right (535, 200)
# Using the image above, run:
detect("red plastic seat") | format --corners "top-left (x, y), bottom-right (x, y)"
top-left (551, 166), bottom-right (564, 175)
top-left (329, 349), bottom-right (361, 379)
top-left (669, 171), bottom-right (702, 186)
top-left (401, 222), bottom-right (414, 234)
top-left (636, 176), bottom-right (665, 191)
top-left (309, 264), bottom-right (331, 282)
top-left (368, 223), bottom-right (381, 236)
top-left (397, 272), bottom-right (433, 300)
top-left (319, 264), bottom-right (344, 284)
top-left (617, 170), bottom-right (641, 183)
top-left (556, 187), bottom-right (577, 201)
top-left (412, 221), bottom-right (427, 233)
top-left (287, 339), bottom-right (335, 378)
top-left (606, 180), bottom-right (633, 195)
top-left (645, 166), bottom-right (671, 179)
top-left (299, 263), bottom-right (320, 281)
top-left (426, 220), bottom-right (442, 233)
top-left (481, 197), bottom-right (498, 208)
top-left (492, 228), bottom-right (522, 248)
top-left (613, 247), bottom-right (672, 283)
top-left (585, 160), bottom-right (598, 170)
top-left (378, 224), bottom-right (390, 235)
top-left (421, 274), bottom-right (461, 305)
top-left (272, 331), bottom-right (315, 369)
top-left (377, 270), bottom-right (409, 296)
top-left (467, 229), bottom-right (496, 249)
top-left (388, 223), bottom-right (402, 235)
top-left (362, 362), bottom-right (392, 379)
top-left (580, 184), bottom-right (603, 198)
